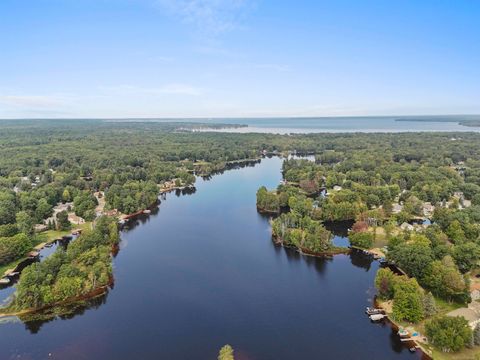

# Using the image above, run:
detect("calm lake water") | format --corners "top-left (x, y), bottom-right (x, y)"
top-left (0, 157), bottom-right (422, 360)
top-left (188, 116), bottom-right (480, 133)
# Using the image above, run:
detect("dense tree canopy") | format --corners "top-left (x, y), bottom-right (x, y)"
top-left (425, 316), bottom-right (473, 352)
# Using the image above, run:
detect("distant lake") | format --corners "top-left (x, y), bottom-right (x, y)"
top-left (0, 157), bottom-right (422, 359)
top-left (197, 116), bottom-right (480, 134)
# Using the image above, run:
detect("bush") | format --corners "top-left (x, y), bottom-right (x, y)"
top-left (0, 233), bottom-right (32, 265)
top-left (349, 231), bottom-right (374, 249)
top-left (0, 224), bottom-right (18, 237)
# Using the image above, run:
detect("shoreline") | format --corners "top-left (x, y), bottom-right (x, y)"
top-left (272, 234), bottom-right (350, 257)
top-left (0, 278), bottom-right (112, 319)
top-left (374, 297), bottom-right (433, 360)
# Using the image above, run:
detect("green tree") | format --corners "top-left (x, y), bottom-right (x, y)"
top-left (375, 268), bottom-right (396, 299)
top-left (423, 292), bottom-right (437, 317)
top-left (446, 220), bottom-right (466, 243)
top-left (56, 210), bottom-right (71, 231)
top-left (16, 211), bottom-right (34, 236)
top-left (387, 236), bottom-right (433, 279)
top-left (422, 256), bottom-right (468, 302)
top-left (0, 233), bottom-right (33, 265)
top-left (62, 188), bottom-right (72, 203)
top-left (474, 323), bottom-right (480, 346)
top-left (392, 277), bottom-right (424, 323)
top-left (256, 186), bottom-right (280, 213)
top-left (452, 242), bottom-right (480, 273)
top-left (404, 195), bottom-right (423, 216)
top-left (425, 316), bottom-right (472, 352)
top-left (35, 198), bottom-right (53, 222)
top-left (349, 231), bottom-right (374, 249)
top-left (218, 345), bottom-right (234, 360)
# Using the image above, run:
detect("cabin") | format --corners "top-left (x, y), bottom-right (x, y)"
top-left (104, 209), bottom-right (118, 217)
top-left (34, 224), bottom-right (48, 233)
top-left (392, 203), bottom-right (403, 214)
top-left (461, 199), bottom-right (472, 209)
top-left (470, 283), bottom-right (480, 301)
top-left (453, 191), bottom-right (465, 200)
top-left (400, 222), bottom-right (414, 231)
top-left (422, 202), bottom-right (435, 217)
top-left (68, 213), bottom-right (85, 225)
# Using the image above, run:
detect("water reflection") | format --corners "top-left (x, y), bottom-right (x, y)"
top-left (350, 249), bottom-right (374, 271)
top-left (0, 157), bottom-right (422, 360)
top-left (21, 292), bottom-right (110, 334)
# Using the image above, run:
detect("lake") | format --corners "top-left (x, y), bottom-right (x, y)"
top-left (185, 116), bottom-right (480, 133)
top-left (0, 157), bottom-right (422, 360)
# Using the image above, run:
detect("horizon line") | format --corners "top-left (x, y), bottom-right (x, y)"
top-left (1, 114), bottom-right (480, 121)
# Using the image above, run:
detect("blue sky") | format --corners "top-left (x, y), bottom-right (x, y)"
top-left (1, 0), bottom-right (479, 118)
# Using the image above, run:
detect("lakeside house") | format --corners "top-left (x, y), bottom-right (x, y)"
top-left (103, 209), bottom-right (118, 217)
top-left (34, 224), bottom-right (48, 233)
top-left (470, 282), bottom-right (480, 301)
top-left (68, 213), bottom-right (85, 225)
top-left (44, 202), bottom-right (73, 224)
top-left (400, 222), bottom-right (415, 232)
top-left (392, 203), bottom-right (403, 214)
top-left (453, 191), bottom-right (465, 200)
top-left (422, 202), bottom-right (435, 217)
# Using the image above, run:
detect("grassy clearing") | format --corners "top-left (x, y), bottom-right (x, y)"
top-left (36, 222), bottom-right (92, 243)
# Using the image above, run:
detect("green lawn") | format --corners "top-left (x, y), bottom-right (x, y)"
top-left (36, 222), bottom-right (92, 243)
top-left (1, 222), bottom-right (92, 277)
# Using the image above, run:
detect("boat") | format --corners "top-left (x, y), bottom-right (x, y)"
top-left (0, 278), bottom-right (10, 285)
top-left (409, 347), bottom-right (417, 353)
top-left (369, 313), bottom-right (386, 321)
top-left (6, 271), bottom-right (19, 277)
top-left (398, 329), bottom-right (410, 337)
top-left (366, 307), bottom-right (385, 315)
top-left (143, 209), bottom-right (151, 214)
top-left (27, 251), bottom-right (40, 258)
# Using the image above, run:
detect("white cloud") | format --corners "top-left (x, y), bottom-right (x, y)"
top-left (156, 0), bottom-right (250, 35)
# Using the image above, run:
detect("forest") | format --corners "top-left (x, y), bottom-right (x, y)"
top-left (3, 120), bottom-right (480, 355)
top-left (255, 132), bottom-right (480, 355)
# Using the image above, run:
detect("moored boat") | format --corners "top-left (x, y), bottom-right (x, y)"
top-left (365, 307), bottom-right (385, 315)
top-left (369, 313), bottom-right (386, 321)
